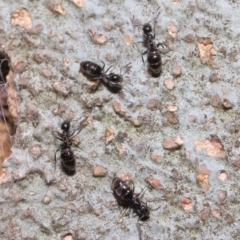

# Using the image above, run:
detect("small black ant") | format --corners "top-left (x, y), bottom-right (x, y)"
top-left (79, 61), bottom-right (131, 94)
top-left (111, 177), bottom-right (150, 221)
top-left (133, 11), bottom-right (168, 77)
top-left (54, 118), bottom-right (84, 176)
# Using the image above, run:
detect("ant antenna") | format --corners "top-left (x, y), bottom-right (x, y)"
top-left (120, 62), bottom-right (132, 76)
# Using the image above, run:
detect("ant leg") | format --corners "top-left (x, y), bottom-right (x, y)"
top-left (90, 80), bottom-right (101, 91)
top-left (54, 148), bottom-right (60, 170)
top-left (120, 62), bottom-right (132, 76)
top-left (104, 65), bottom-right (113, 74)
top-left (153, 10), bottom-right (161, 36)
top-left (135, 187), bottom-right (147, 199)
top-left (141, 50), bottom-right (148, 63)
top-left (100, 60), bottom-right (105, 71)
top-left (137, 222), bottom-right (143, 240)
top-left (133, 42), bottom-right (147, 63)
top-left (156, 42), bottom-right (170, 54)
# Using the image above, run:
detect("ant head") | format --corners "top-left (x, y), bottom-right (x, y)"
top-left (142, 23), bottom-right (152, 35)
top-left (61, 120), bottom-right (70, 132)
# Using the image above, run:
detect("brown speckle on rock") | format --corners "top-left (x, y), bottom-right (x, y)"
top-left (43, 195), bottom-right (51, 204)
top-left (63, 58), bottom-right (70, 66)
top-left (209, 73), bottom-right (218, 82)
top-left (167, 22), bottom-right (177, 38)
top-left (197, 37), bottom-right (217, 65)
top-left (94, 207), bottom-right (103, 216)
top-left (183, 34), bottom-right (195, 43)
top-left (106, 53), bottom-right (114, 61)
top-left (52, 82), bottom-right (65, 95)
top-left (88, 29), bottom-right (107, 44)
top-left (104, 23), bottom-right (112, 31)
top-left (165, 111), bottom-right (178, 124)
top-left (132, 118), bottom-right (142, 127)
top-left (180, 197), bottom-right (192, 211)
top-left (172, 66), bottom-right (181, 78)
top-left (95, 97), bottom-right (103, 107)
top-left (212, 209), bottom-right (220, 218)
top-left (119, 172), bottom-right (132, 181)
top-left (164, 78), bottom-right (175, 89)
top-left (33, 52), bottom-right (43, 63)
top-left (42, 68), bottom-right (52, 78)
top-left (225, 214), bottom-right (234, 224)
top-left (151, 154), bottom-right (162, 163)
top-left (232, 155), bottom-right (240, 166)
top-left (196, 164), bottom-right (211, 191)
top-left (217, 170), bottom-right (227, 181)
top-left (92, 165), bottom-right (107, 177)
top-left (222, 88), bottom-right (227, 95)
top-left (105, 128), bottom-right (115, 144)
top-left (222, 98), bottom-right (233, 109)
top-left (171, 168), bottom-right (180, 182)
top-left (201, 203), bottom-right (211, 220)
top-left (218, 190), bottom-right (227, 201)
top-left (69, 0), bottom-right (85, 7)
top-left (147, 99), bottom-right (157, 109)
top-left (115, 144), bottom-right (126, 157)
top-left (113, 101), bottom-right (131, 120)
top-left (29, 144), bottom-right (41, 157)
top-left (194, 135), bottom-right (226, 158)
top-left (47, 2), bottom-right (66, 15)
top-left (11, 7), bottom-right (32, 31)
top-left (123, 35), bottom-right (133, 46)
top-left (12, 59), bottom-right (26, 73)
top-left (145, 176), bottom-right (163, 189)
top-left (163, 136), bottom-right (184, 150)
top-left (33, 24), bottom-right (43, 34)
top-left (167, 105), bottom-right (178, 112)
top-left (212, 94), bottom-right (222, 108)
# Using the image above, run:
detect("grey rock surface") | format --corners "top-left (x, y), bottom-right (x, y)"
top-left (1, 0), bottom-right (240, 239)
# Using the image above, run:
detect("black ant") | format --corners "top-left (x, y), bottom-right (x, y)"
top-left (79, 61), bottom-right (131, 94)
top-left (54, 118), bottom-right (85, 176)
top-left (111, 177), bottom-right (150, 221)
top-left (133, 11), bottom-right (168, 77)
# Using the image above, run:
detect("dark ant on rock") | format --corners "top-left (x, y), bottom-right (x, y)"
top-left (111, 177), bottom-right (150, 221)
top-left (54, 118), bottom-right (85, 176)
top-left (133, 11), bottom-right (169, 77)
top-left (79, 61), bottom-right (131, 94)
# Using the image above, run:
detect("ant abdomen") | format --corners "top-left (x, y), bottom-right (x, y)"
top-left (147, 49), bottom-right (162, 77)
top-left (60, 146), bottom-right (76, 175)
top-left (80, 61), bottom-right (102, 80)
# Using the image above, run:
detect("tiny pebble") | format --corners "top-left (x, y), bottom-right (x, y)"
top-left (164, 78), bottom-right (175, 90)
top-left (209, 73), bottom-right (218, 82)
top-left (172, 66), bottom-right (181, 77)
top-left (212, 94), bottom-right (222, 108)
top-left (92, 165), bottom-right (107, 177)
top-left (222, 98), bottom-right (232, 109)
